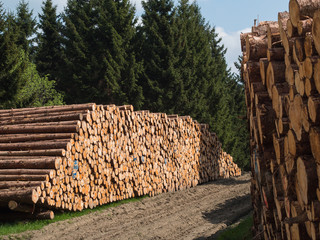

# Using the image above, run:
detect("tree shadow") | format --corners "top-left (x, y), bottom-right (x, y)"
top-left (194, 194), bottom-right (252, 240)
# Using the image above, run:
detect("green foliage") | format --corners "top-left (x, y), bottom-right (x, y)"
top-left (14, 0), bottom-right (37, 55)
top-left (60, 0), bottom-right (143, 107)
top-left (216, 214), bottom-right (253, 240)
top-left (14, 51), bottom-right (64, 107)
top-left (0, 3), bottom-right (63, 109)
top-left (0, 9), bottom-right (27, 108)
top-left (35, 0), bottom-right (63, 83)
top-left (138, 0), bottom-right (179, 113)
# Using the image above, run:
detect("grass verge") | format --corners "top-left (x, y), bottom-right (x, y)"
top-left (216, 213), bottom-right (253, 240)
top-left (0, 196), bottom-right (147, 237)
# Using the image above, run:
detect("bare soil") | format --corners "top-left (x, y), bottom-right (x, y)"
top-left (4, 173), bottom-right (251, 240)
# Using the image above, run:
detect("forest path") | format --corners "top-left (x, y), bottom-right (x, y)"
top-left (4, 173), bottom-right (251, 240)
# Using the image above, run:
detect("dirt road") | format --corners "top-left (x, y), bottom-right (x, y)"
top-left (4, 173), bottom-right (251, 240)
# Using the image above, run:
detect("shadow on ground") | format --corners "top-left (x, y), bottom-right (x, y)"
top-left (194, 194), bottom-right (252, 240)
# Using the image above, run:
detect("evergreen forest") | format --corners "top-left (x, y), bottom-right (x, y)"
top-left (0, 0), bottom-right (250, 170)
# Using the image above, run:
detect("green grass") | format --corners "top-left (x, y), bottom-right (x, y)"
top-left (0, 196), bottom-right (147, 237)
top-left (216, 214), bottom-right (253, 240)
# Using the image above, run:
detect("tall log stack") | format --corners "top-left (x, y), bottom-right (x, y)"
top-left (241, 0), bottom-right (320, 239)
top-left (0, 103), bottom-right (240, 220)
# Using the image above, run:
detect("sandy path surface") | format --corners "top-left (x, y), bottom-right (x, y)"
top-left (4, 173), bottom-right (251, 240)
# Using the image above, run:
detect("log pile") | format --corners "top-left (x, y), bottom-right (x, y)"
top-left (241, 0), bottom-right (320, 239)
top-left (0, 103), bottom-right (240, 220)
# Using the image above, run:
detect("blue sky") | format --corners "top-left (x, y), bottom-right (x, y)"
top-left (2, 0), bottom-right (289, 73)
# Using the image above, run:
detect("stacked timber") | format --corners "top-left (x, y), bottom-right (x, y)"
top-left (0, 103), bottom-right (240, 220)
top-left (241, 0), bottom-right (320, 239)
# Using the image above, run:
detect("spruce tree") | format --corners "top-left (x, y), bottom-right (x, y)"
top-left (0, 3), bottom-right (63, 109)
top-left (35, 0), bottom-right (63, 83)
top-left (61, 0), bottom-right (143, 107)
top-left (0, 9), bottom-right (27, 108)
top-left (174, 0), bottom-right (212, 122)
top-left (15, 0), bottom-right (37, 55)
top-left (138, 0), bottom-right (180, 113)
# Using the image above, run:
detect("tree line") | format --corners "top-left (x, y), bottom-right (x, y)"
top-left (0, 0), bottom-right (250, 170)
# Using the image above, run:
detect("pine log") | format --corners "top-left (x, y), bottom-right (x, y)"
top-left (289, 0), bottom-right (320, 27)
top-left (0, 188), bottom-right (39, 204)
top-left (287, 19), bottom-right (298, 37)
top-left (246, 35), bottom-right (268, 61)
top-left (0, 113), bottom-right (83, 126)
top-left (267, 48), bottom-right (285, 61)
top-left (310, 127), bottom-right (320, 164)
top-left (0, 103), bottom-right (95, 115)
top-left (260, 58), bottom-right (269, 85)
top-left (272, 83), bottom-right (290, 119)
top-left (0, 133), bottom-right (73, 143)
top-left (266, 61), bottom-right (286, 98)
top-left (0, 157), bottom-right (60, 170)
top-left (308, 95), bottom-right (320, 123)
top-left (0, 149), bottom-right (66, 157)
top-left (288, 129), bottom-right (310, 157)
top-left (298, 18), bottom-right (313, 36)
top-left (286, 64), bottom-right (298, 86)
top-left (294, 37), bottom-right (306, 63)
top-left (0, 175), bottom-right (48, 181)
top-left (0, 169), bottom-right (54, 176)
top-left (0, 125), bottom-right (79, 134)
top-left (247, 61), bottom-right (262, 82)
top-left (0, 210), bottom-right (54, 220)
top-left (305, 78), bottom-right (317, 97)
top-left (289, 95), bottom-right (304, 141)
top-left (294, 71), bottom-right (305, 96)
top-left (0, 181), bottom-right (42, 190)
top-left (273, 134), bottom-right (285, 164)
top-left (0, 141), bottom-right (69, 151)
top-left (8, 201), bottom-right (35, 213)
top-left (312, 9), bottom-right (320, 55)
top-left (296, 156), bottom-right (318, 207)
top-left (304, 33), bottom-right (315, 57)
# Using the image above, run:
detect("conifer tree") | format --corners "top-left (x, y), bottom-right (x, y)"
top-left (35, 0), bottom-right (63, 83)
top-left (15, 0), bottom-right (37, 55)
top-left (138, 0), bottom-right (179, 113)
top-left (61, 0), bottom-right (143, 107)
top-left (0, 8), bottom-right (27, 108)
top-left (174, 0), bottom-right (212, 122)
top-left (0, 3), bottom-right (63, 109)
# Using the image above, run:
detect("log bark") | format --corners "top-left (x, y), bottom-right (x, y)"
top-left (246, 35), bottom-right (268, 61)
top-left (0, 188), bottom-right (39, 204)
top-left (298, 18), bottom-right (313, 36)
top-left (0, 133), bottom-right (72, 143)
top-left (0, 210), bottom-right (54, 220)
top-left (266, 61), bottom-right (286, 98)
top-left (0, 181), bottom-right (42, 190)
top-left (0, 149), bottom-right (66, 157)
top-left (0, 125), bottom-right (79, 134)
top-left (0, 157), bottom-right (60, 170)
top-left (289, 0), bottom-right (320, 27)
top-left (267, 48), bottom-right (285, 61)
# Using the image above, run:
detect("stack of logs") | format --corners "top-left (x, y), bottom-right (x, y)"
top-left (241, 0), bottom-right (320, 239)
top-left (0, 103), bottom-right (240, 220)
